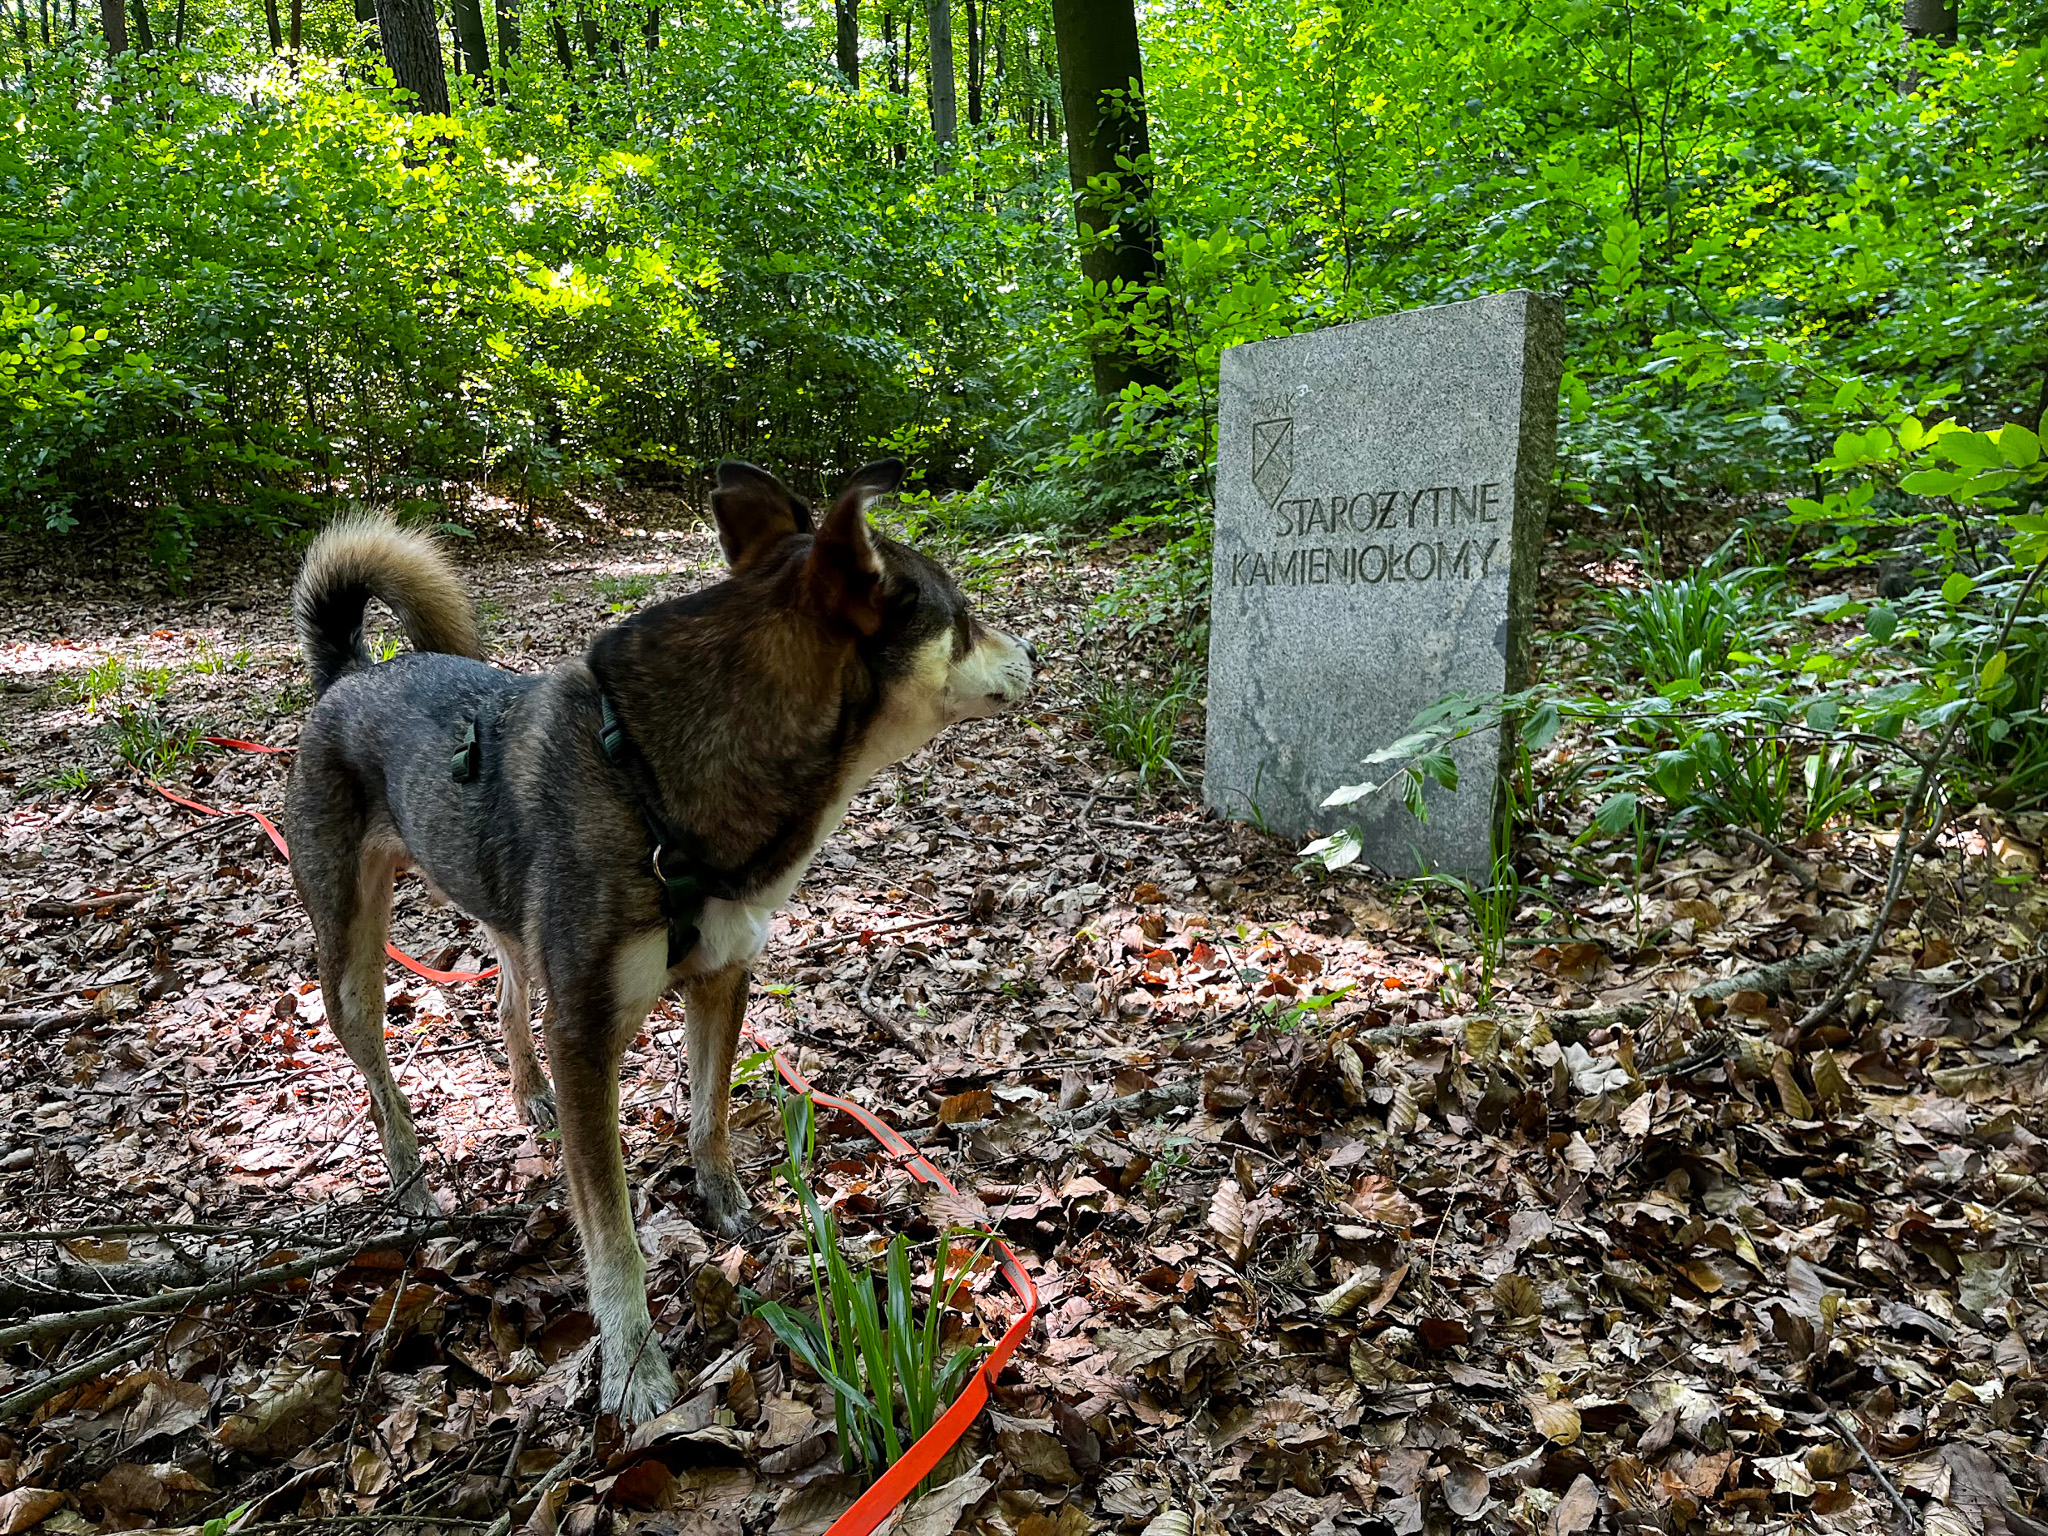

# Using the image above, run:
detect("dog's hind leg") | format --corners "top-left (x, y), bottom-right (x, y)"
top-left (486, 930), bottom-right (554, 1128)
top-left (313, 844), bottom-right (436, 1216)
top-left (682, 963), bottom-right (752, 1237)
top-left (544, 927), bottom-right (676, 1422)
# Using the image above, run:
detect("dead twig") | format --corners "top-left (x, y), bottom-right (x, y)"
top-left (128, 811), bottom-right (249, 866)
top-left (1819, 1401), bottom-right (1923, 1536)
top-left (857, 955), bottom-right (931, 1060)
top-left (1798, 553), bottom-right (2048, 1032)
top-left (1725, 827), bottom-right (1820, 889)
top-left (788, 909), bottom-right (961, 958)
top-left (481, 1428), bottom-right (592, 1536)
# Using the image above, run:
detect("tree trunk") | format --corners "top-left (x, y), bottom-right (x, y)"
top-left (260, 0), bottom-right (279, 49)
top-left (1902, 0), bottom-right (1956, 38)
top-left (834, 0), bottom-right (856, 88)
top-left (1049, 0), bottom-right (1168, 400)
top-left (924, 0), bottom-right (955, 146)
top-left (39, 0), bottom-right (50, 47)
top-left (375, 0), bottom-right (450, 112)
top-left (493, 0), bottom-right (515, 64)
top-left (451, 0), bottom-right (487, 79)
top-left (993, 5), bottom-right (1006, 125)
top-left (173, 0), bottom-right (185, 46)
top-left (98, 0), bottom-right (117, 50)
top-left (964, 0), bottom-right (980, 126)
top-left (641, 3), bottom-right (654, 48)
top-left (128, 0), bottom-right (150, 49)
top-left (884, 9), bottom-right (903, 162)
top-left (577, 9), bottom-right (598, 62)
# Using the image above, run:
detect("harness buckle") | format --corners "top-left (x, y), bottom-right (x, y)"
top-left (450, 721), bottom-right (480, 783)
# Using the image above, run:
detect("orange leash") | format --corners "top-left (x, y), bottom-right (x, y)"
top-left (146, 739), bottom-right (1037, 1533)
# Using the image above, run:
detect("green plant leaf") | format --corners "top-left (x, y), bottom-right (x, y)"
top-left (1940, 573), bottom-right (1975, 605)
top-left (1866, 606), bottom-right (1899, 643)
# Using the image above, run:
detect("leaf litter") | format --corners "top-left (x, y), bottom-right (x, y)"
top-left (0, 510), bottom-right (2044, 1534)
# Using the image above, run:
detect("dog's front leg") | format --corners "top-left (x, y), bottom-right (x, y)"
top-left (682, 963), bottom-right (752, 1236)
top-left (545, 934), bottom-right (675, 1421)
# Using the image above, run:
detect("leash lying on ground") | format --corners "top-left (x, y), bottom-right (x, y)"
top-left (142, 737), bottom-right (1038, 1536)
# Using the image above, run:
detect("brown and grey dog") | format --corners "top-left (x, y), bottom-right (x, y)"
top-left (283, 459), bottom-right (1033, 1420)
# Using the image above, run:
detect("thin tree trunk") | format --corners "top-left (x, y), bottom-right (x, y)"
top-left (450, 0), bottom-right (487, 79)
top-left (260, 0), bottom-right (280, 49)
top-left (287, 0), bottom-right (299, 48)
top-left (39, 0), bottom-right (50, 47)
top-left (128, 0), bottom-right (150, 49)
top-left (493, 0), bottom-right (515, 65)
top-left (834, 0), bottom-right (856, 88)
top-left (549, 13), bottom-right (572, 72)
top-left (1902, 0), bottom-right (1956, 38)
top-left (964, 0), bottom-right (980, 126)
top-left (374, 0), bottom-right (450, 112)
top-left (172, 0), bottom-right (183, 47)
top-left (993, 5), bottom-right (1006, 126)
top-left (577, 10), bottom-right (598, 63)
top-left (884, 8), bottom-right (903, 163)
top-left (641, 3), bottom-right (654, 48)
top-left (924, 0), bottom-right (955, 146)
top-left (13, 0), bottom-right (27, 54)
top-left (1049, 0), bottom-right (1169, 399)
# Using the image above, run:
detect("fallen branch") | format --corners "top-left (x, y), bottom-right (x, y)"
top-left (0, 1208), bottom-right (525, 1348)
top-left (0, 1326), bottom-right (166, 1422)
top-left (23, 891), bottom-right (149, 920)
top-left (1696, 938), bottom-right (1863, 1002)
top-left (1051, 1078), bottom-right (1199, 1135)
top-left (0, 1009), bottom-right (93, 1036)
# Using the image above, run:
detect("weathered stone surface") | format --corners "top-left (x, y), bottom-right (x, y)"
top-left (1203, 291), bottom-right (1565, 876)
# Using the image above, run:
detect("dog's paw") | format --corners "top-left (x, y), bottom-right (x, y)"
top-left (696, 1167), bottom-right (753, 1239)
top-left (517, 1087), bottom-right (557, 1130)
top-left (602, 1347), bottom-right (677, 1424)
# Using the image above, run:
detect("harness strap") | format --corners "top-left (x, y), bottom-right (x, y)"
top-left (598, 691), bottom-right (722, 968)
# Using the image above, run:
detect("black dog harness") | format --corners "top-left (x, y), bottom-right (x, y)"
top-left (449, 686), bottom-right (805, 971)
top-left (595, 693), bottom-right (745, 968)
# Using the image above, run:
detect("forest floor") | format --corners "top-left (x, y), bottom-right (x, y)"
top-left (0, 498), bottom-right (2045, 1536)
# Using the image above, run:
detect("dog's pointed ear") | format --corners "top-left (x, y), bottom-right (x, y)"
top-left (711, 460), bottom-right (813, 570)
top-left (804, 460), bottom-right (902, 637)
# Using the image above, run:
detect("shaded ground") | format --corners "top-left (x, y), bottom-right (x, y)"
top-left (0, 505), bottom-right (2045, 1536)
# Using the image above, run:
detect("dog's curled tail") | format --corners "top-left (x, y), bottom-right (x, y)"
top-left (291, 514), bottom-right (483, 697)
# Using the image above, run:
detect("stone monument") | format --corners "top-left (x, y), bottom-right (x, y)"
top-left (1203, 291), bottom-right (1565, 876)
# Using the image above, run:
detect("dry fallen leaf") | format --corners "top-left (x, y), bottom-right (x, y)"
top-left (1529, 1398), bottom-right (1582, 1446)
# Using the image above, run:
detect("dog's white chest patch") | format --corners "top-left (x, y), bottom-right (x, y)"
top-left (692, 896), bottom-right (781, 973)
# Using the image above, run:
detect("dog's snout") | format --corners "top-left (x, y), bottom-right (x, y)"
top-left (1022, 636), bottom-right (1040, 667)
